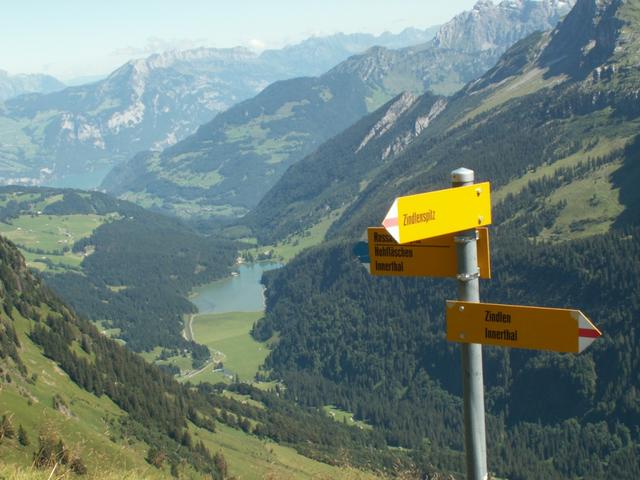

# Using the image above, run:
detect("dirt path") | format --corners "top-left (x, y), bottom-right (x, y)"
top-left (184, 359), bottom-right (213, 379)
top-left (183, 314), bottom-right (195, 342)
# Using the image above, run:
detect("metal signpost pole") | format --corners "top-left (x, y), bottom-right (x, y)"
top-left (451, 168), bottom-right (488, 480)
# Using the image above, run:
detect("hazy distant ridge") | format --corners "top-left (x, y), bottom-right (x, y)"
top-left (0, 29), bottom-right (439, 187)
top-left (0, 69), bottom-right (65, 101)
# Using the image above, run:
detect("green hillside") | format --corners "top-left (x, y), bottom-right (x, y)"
top-left (244, 92), bottom-right (447, 244)
top-left (330, 0), bottom-right (640, 242)
top-left (0, 186), bottom-right (239, 365)
top-left (0, 234), bottom-right (417, 479)
top-left (0, 234), bottom-right (223, 479)
top-left (245, 0), bottom-right (640, 478)
top-left (246, 0), bottom-right (640, 250)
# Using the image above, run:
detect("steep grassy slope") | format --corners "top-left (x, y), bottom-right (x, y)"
top-left (0, 234), bottom-right (415, 479)
top-left (245, 92), bottom-right (447, 244)
top-left (330, 0), bottom-right (640, 241)
top-left (0, 234), bottom-right (216, 478)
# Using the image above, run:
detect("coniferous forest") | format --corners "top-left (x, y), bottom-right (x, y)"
top-left (253, 226), bottom-right (640, 478)
top-left (0, 187), bottom-right (239, 357)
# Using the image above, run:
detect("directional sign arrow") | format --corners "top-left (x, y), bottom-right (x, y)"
top-left (367, 227), bottom-right (491, 278)
top-left (446, 300), bottom-right (602, 353)
top-left (382, 182), bottom-right (492, 244)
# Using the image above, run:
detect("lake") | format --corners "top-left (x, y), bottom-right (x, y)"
top-left (190, 262), bottom-right (282, 314)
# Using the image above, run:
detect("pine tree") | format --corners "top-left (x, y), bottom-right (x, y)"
top-left (0, 414), bottom-right (15, 442)
top-left (213, 451), bottom-right (228, 479)
top-left (18, 424), bottom-right (29, 446)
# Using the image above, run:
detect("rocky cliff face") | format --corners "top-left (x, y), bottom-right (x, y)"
top-left (433, 0), bottom-right (574, 53)
top-left (540, 0), bottom-right (626, 76)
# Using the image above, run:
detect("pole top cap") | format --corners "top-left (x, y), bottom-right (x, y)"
top-left (451, 168), bottom-right (474, 184)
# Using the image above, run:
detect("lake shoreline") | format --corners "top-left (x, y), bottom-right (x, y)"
top-left (189, 261), bottom-right (282, 315)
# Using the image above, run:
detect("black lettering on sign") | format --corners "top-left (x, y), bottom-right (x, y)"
top-left (484, 328), bottom-right (518, 341)
top-left (373, 231), bottom-right (395, 243)
top-left (374, 261), bottom-right (404, 272)
top-left (374, 245), bottom-right (413, 258)
top-left (484, 310), bottom-right (511, 323)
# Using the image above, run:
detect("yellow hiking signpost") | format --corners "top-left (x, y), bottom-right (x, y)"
top-left (446, 301), bottom-right (602, 354)
top-left (381, 182), bottom-right (492, 244)
top-left (367, 227), bottom-right (491, 278)
top-left (369, 167), bottom-right (603, 480)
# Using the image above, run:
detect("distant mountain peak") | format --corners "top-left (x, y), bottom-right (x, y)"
top-left (434, 0), bottom-right (575, 52)
top-left (474, 0), bottom-right (496, 11)
top-left (116, 46), bottom-right (258, 76)
top-left (0, 28), bottom-right (443, 188)
top-left (0, 69), bottom-right (65, 101)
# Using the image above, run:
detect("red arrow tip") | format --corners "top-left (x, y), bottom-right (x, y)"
top-left (383, 217), bottom-right (398, 229)
top-left (579, 328), bottom-right (601, 339)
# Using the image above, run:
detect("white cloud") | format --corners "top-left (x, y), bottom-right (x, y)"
top-left (247, 38), bottom-right (267, 51)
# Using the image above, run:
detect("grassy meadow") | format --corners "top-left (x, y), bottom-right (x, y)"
top-left (180, 311), bottom-right (269, 384)
top-left (0, 213), bottom-right (115, 272)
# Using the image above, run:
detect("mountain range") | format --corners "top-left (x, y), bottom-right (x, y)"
top-left (103, 0), bottom-right (574, 220)
top-left (0, 70), bottom-right (65, 102)
top-left (0, 29), bottom-right (438, 189)
top-left (248, 0), bottom-right (636, 244)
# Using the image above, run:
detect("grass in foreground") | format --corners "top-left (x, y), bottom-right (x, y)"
top-left (191, 422), bottom-right (384, 480)
top-left (1, 312), bottom-right (171, 479)
top-left (2, 310), bottom-right (385, 480)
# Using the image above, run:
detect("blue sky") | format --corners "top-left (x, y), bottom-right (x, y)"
top-left (2, 0), bottom-right (479, 80)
